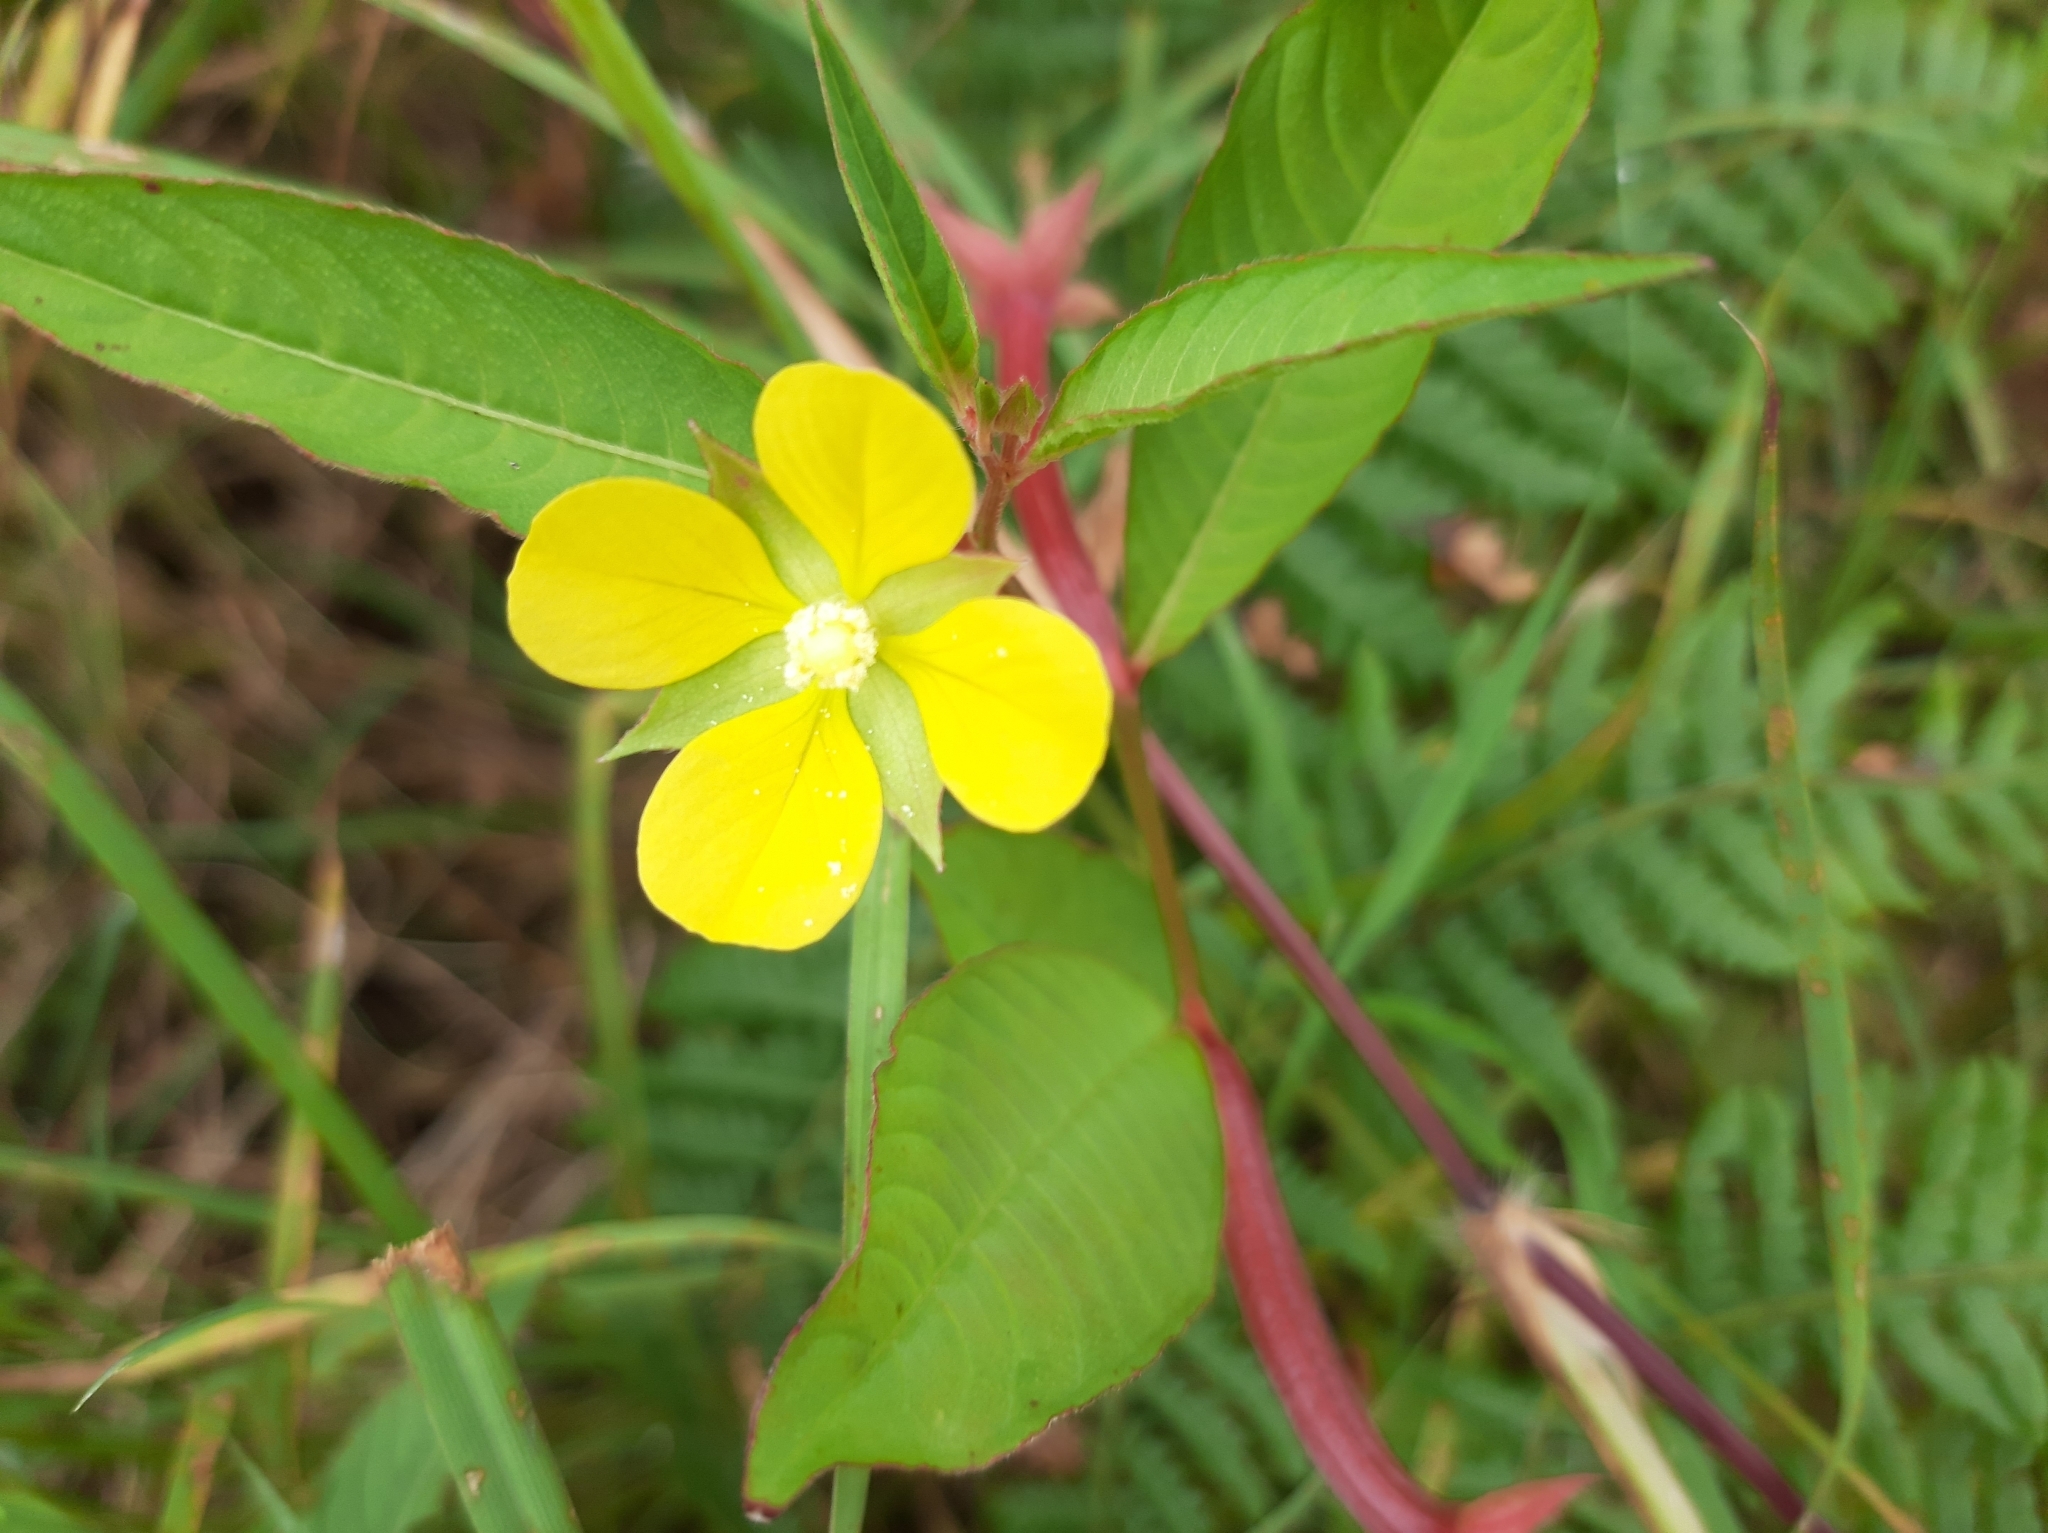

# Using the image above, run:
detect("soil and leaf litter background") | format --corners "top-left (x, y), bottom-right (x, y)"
top-left (0, 0), bottom-right (2045, 1531)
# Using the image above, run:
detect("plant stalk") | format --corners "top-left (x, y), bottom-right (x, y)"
top-left (574, 697), bottom-right (651, 1219)
top-left (830, 817), bottom-right (912, 1533)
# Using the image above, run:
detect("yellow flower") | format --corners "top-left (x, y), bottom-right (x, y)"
top-left (506, 362), bottom-right (1112, 950)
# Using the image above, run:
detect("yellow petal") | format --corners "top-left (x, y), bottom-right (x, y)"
top-left (508, 477), bottom-right (798, 691)
top-left (881, 599), bottom-right (1111, 833)
top-left (638, 690), bottom-right (881, 949)
top-left (754, 362), bottom-right (974, 599)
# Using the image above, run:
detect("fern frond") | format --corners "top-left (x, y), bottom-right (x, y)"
top-left (1543, 850), bottom-right (1707, 1021)
top-left (1130, 1360), bottom-right (1274, 1523)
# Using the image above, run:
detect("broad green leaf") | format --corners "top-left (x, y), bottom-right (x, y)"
top-left (915, 826), bottom-right (1173, 1008)
top-left (1038, 249), bottom-right (1703, 461)
top-left (806, 2), bottom-right (979, 411)
top-left (1124, 0), bottom-right (1601, 663)
top-left (0, 174), bottom-right (760, 534)
top-left (744, 946), bottom-right (1220, 1511)
top-left (310, 1383), bottom-right (447, 1533)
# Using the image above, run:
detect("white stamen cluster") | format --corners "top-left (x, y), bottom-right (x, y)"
top-left (782, 600), bottom-right (878, 692)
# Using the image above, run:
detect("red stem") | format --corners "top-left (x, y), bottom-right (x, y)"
top-left (1185, 989), bottom-right (1592, 1533)
top-left (950, 203), bottom-right (1824, 1533)
top-left (1012, 468), bottom-right (1136, 698)
top-left (1527, 1247), bottom-right (1832, 1533)
top-left (1144, 739), bottom-right (1493, 1209)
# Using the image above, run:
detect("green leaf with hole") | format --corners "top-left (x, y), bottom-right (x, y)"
top-left (743, 945), bottom-right (1221, 1512)
top-left (807, 1), bottom-right (979, 411)
top-left (1124, 0), bottom-right (1602, 664)
top-left (1037, 248), bottom-right (1703, 462)
top-left (0, 173), bottom-right (759, 534)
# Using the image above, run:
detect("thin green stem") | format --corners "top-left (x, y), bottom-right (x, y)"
top-left (1738, 319), bottom-right (1872, 1520)
top-left (547, 0), bottom-right (808, 355)
top-left (265, 833), bottom-right (348, 1291)
top-left (0, 1143), bottom-right (382, 1251)
top-left (831, 816), bottom-right (911, 1532)
top-left (574, 698), bottom-right (651, 1219)
top-left (0, 672), bottom-right (426, 1238)
top-left (1633, 1273), bottom-right (1921, 1533)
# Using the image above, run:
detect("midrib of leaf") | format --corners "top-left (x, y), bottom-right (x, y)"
top-left (808, 1013), bottom-right (1174, 1434)
top-left (0, 243), bottom-right (711, 484)
top-left (1133, 379), bottom-right (1292, 663)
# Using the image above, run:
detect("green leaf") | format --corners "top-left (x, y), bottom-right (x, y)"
top-left (744, 946), bottom-right (1220, 1510)
top-left (915, 825), bottom-right (1174, 1009)
top-left (309, 1383), bottom-right (447, 1533)
top-left (1124, 0), bottom-right (1602, 663)
top-left (806, 2), bottom-right (979, 411)
top-left (848, 666), bottom-right (944, 866)
top-left (0, 173), bottom-right (759, 534)
top-left (382, 1230), bottom-right (579, 1533)
top-left (865, 553), bottom-right (1017, 635)
top-left (605, 635), bottom-right (789, 761)
top-left (1038, 248), bottom-right (1702, 461)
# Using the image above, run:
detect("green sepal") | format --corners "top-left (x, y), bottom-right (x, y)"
top-left (604, 634), bottom-right (789, 760)
top-left (848, 664), bottom-right (944, 867)
top-left (865, 553), bottom-right (1017, 636)
top-left (691, 424), bottom-right (843, 603)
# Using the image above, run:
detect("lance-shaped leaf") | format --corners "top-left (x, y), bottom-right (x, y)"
top-left (1036, 249), bottom-right (1705, 462)
top-left (0, 173), bottom-right (759, 534)
top-left (806, 2), bottom-right (980, 412)
top-left (1124, 0), bottom-right (1603, 664)
top-left (744, 945), bottom-right (1222, 1512)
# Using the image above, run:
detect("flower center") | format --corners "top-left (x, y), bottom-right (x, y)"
top-left (782, 601), bottom-right (878, 692)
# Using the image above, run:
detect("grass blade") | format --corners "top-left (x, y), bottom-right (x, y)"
top-left (547, 0), bottom-right (806, 355)
top-left (155, 1385), bottom-right (236, 1533)
top-left (1, 1218), bottom-right (836, 1396)
top-left (362, 0), bottom-right (620, 133)
top-left (0, 673), bottom-right (427, 1238)
top-left (1738, 321), bottom-right (1873, 1498)
top-left (574, 698), bottom-right (651, 1218)
top-left (266, 831), bottom-right (349, 1289)
top-left (1334, 517), bottom-right (1594, 975)
top-left (381, 1227), bottom-right (579, 1533)
top-left (0, 1143), bottom-right (381, 1251)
